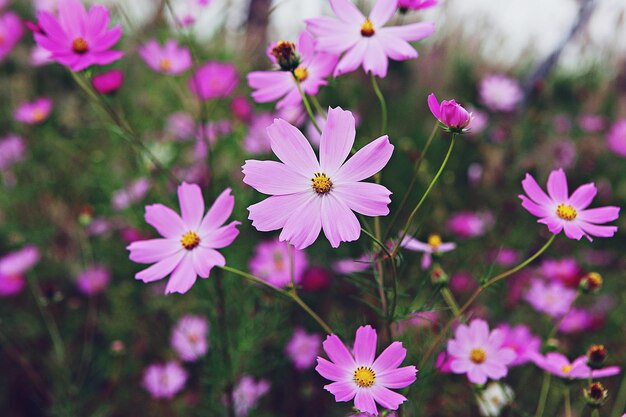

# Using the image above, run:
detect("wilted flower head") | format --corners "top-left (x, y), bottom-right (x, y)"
top-left (607, 119), bottom-right (626, 158)
top-left (171, 314), bottom-right (209, 362)
top-left (142, 361), bottom-right (188, 399)
top-left (249, 239), bottom-right (308, 288)
top-left (0, 134), bottom-right (26, 171)
top-left (189, 61), bottom-right (238, 100)
top-left (524, 279), bottom-right (577, 318)
top-left (232, 376), bottom-right (270, 417)
top-left (76, 265), bottom-right (110, 295)
top-left (286, 328), bottom-right (321, 370)
top-left (0, 11), bottom-right (23, 62)
top-left (479, 74), bottom-right (523, 112)
top-left (139, 39), bottom-right (192, 75)
top-left (427, 93), bottom-right (472, 132)
top-left (91, 69), bottom-right (124, 95)
top-left (531, 352), bottom-right (620, 380)
top-left (111, 178), bottom-right (151, 211)
top-left (0, 246), bottom-right (40, 296)
top-left (14, 98), bottom-right (52, 125)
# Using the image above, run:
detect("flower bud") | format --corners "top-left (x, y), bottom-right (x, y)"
top-left (91, 69), bottom-right (124, 95)
top-left (431, 264), bottom-right (449, 286)
top-left (270, 41), bottom-right (301, 72)
top-left (428, 93), bottom-right (472, 133)
top-left (579, 272), bottom-right (603, 294)
top-left (587, 344), bottom-right (608, 369)
top-left (584, 382), bottom-right (608, 409)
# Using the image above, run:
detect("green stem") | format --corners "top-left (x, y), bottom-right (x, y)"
top-left (535, 372), bottom-right (552, 417)
top-left (370, 73), bottom-right (388, 136)
top-left (28, 277), bottom-right (65, 364)
top-left (294, 75), bottom-right (321, 134)
top-left (213, 274), bottom-right (236, 417)
top-left (440, 287), bottom-right (461, 317)
top-left (309, 95), bottom-right (327, 118)
top-left (564, 387), bottom-right (572, 417)
top-left (610, 370), bottom-right (626, 417)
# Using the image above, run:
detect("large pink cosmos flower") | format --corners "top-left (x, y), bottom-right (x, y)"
top-left (127, 183), bottom-right (240, 294)
top-left (138, 39), bottom-right (192, 75)
top-left (248, 31), bottom-right (338, 109)
top-left (531, 352), bottom-right (620, 380)
top-left (242, 107), bottom-right (393, 249)
top-left (34, 0), bottom-right (123, 72)
top-left (0, 11), bottom-right (23, 62)
top-left (306, 0), bottom-right (435, 78)
top-left (519, 168), bottom-right (620, 241)
top-left (447, 319), bottom-right (516, 385)
top-left (316, 325), bottom-right (417, 415)
top-left (14, 97), bottom-right (52, 125)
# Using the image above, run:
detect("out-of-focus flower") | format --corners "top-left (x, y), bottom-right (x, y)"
top-left (551, 139), bottom-right (577, 169)
top-left (488, 248), bottom-right (519, 267)
top-left (249, 239), bottom-right (308, 288)
top-left (142, 361), bottom-right (188, 399)
top-left (524, 279), bottom-right (577, 318)
top-left (306, 0), bottom-right (435, 78)
top-left (34, 0), bottom-right (64, 13)
top-left (188, 61), bottom-right (238, 100)
top-left (285, 328), bottom-right (321, 370)
top-left (607, 119), bottom-right (626, 157)
top-left (231, 96), bottom-right (253, 123)
top-left (427, 93), bottom-right (472, 132)
top-left (519, 168), bottom-right (620, 241)
top-left (477, 382), bottom-right (514, 417)
top-left (14, 98), bottom-right (52, 124)
top-left (531, 352), bottom-right (620, 379)
top-left (139, 39), bottom-right (192, 75)
top-left (450, 271), bottom-right (477, 295)
top-left (467, 106), bottom-right (488, 134)
top-left (248, 31), bottom-right (337, 110)
top-left (316, 325), bottom-right (417, 415)
top-left (538, 257), bottom-right (582, 287)
top-left (194, 120), bottom-right (232, 157)
top-left (34, 0), bottom-right (123, 71)
top-left (30, 45), bottom-right (53, 66)
top-left (479, 74), bottom-right (523, 112)
top-left (398, 0), bottom-right (438, 12)
top-left (447, 211), bottom-right (494, 239)
top-left (578, 114), bottom-right (605, 133)
top-left (300, 266), bottom-right (332, 292)
top-left (127, 184), bottom-right (240, 294)
top-left (401, 234), bottom-right (456, 269)
top-left (243, 113), bottom-right (274, 154)
top-left (0, 134), bottom-right (26, 171)
top-left (232, 376), bottom-right (270, 417)
top-left (76, 265), bottom-right (110, 295)
top-left (553, 114), bottom-right (571, 134)
top-left (166, 112), bottom-right (196, 141)
top-left (333, 254), bottom-right (371, 275)
top-left (171, 314), bottom-right (209, 362)
top-left (243, 107), bottom-right (393, 249)
top-left (91, 69), bottom-right (124, 95)
top-left (447, 319), bottom-right (515, 385)
top-left (0, 246), bottom-right (39, 296)
top-left (558, 308), bottom-right (594, 333)
top-left (496, 323), bottom-right (541, 366)
top-left (0, 11), bottom-right (23, 62)
top-left (111, 178), bottom-right (151, 211)
top-left (394, 311), bottom-right (439, 333)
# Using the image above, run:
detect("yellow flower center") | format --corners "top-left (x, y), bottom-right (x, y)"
top-left (470, 348), bottom-right (486, 364)
top-left (181, 231), bottom-right (201, 250)
top-left (562, 365), bottom-right (573, 374)
top-left (353, 366), bottom-right (376, 388)
top-left (294, 66), bottom-right (308, 82)
top-left (72, 37), bottom-right (89, 54)
top-left (427, 234), bottom-right (442, 250)
top-left (311, 173), bottom-right (332, 194)
top-left (159, 58), bottom-right (172, 72)
top-left (360, 18), bottom-right (375, 37)
top-left (556, 203), bottom-right (577, 221)
top-left (32, 109), bottom-right (46, 122)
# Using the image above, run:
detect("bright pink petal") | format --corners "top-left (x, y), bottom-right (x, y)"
top-left (322, 334), bottom-right (356, 369)
top-left (376, 31), bottom-right (418, 60)
top-left (369, 0), bottom-right (398, 26)
top-left (578, 206), bottom-right (620, 224)
top-left (330, 0), bottom-right (365, 23)
top-left (306, 17), bottom-right (361, 55)
top-left (546, 168), bottom-right (568, 202)
top-left (338, 136), bottom-right (393, 182)
top-left (563, 222), bottom-right (585, 240)
top-left (145, 204), bottom-right (186, 238)
top-left (178, 182), bottom-right (204, 230)
top-left (469, 319), bottom-right (489, 343)
top-left (191, 247), bottom-right (224, 278)
top-left (450, 358), bottom-right (472, 374)
top-left (199, 188), bottom-right (235, 234)
top-left (371, 385), bottom-right (408, 410)
top-left (267, 119), bottom-right (319, 176)
top-left (280, 194), bottom-right (322, 249)
top-left (86, 5), bottom-right (109, 38)
top-left (354, 390), bottom-right (378, 415)
top-left (579, 222), bottom-right (618, 238)
top-left (334, 40), bottom-right (368, 77)
top-left (381, 21), bottom-right (435, 42)
top-left (427, 93), bottom-right (441, 120)
top-left (248, 192), bottom-right (311, 232)
top-left (377, 366), bottom-right (417, 389)
top-left (135, 251), bottom-right (185, 283)
top-left (165, 254), bottom-right (197, 294)
top-left (316, 357), bottom-right (350, 381)
top-left (521, 173), bottom-right (552, 206)
top-left (372, 342), bottom-right (407, 373)
top-left (324, 380), bottom-right (357, 402)
top-left (591, 366), bottom-right (621, 378)
top-left (482, 361), bottom-right (508, 380)
top-left (353, 325), bottom-right (377, 365)
top-left (519, 195), bottom-right (551, 218)
top-left (248, 71), bottom-right (294, 103)
top-left (59, 0), bottom-right (87, 36)
top-left (333, 182), bottom-right (391, 216)
top-left (538, 216), bottom-right (564, 234)
top-left (320, 107), bottom-right (356, 174)
top-left (242, 160), bottom-right (309, 195)
top-left (568, 183), bottom-right (596, 210)
top-left (202, 221), bottom-right (240, 249)
top-left (128, 238), bottom-right (182, 264)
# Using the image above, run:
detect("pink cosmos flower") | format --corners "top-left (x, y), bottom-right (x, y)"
top-left (450, 271), bottom-right (477, 295)
top-left (188, 61), bottom-right (238, 100)
top-left (76, 265), bottom-right (110, 295)
top-left (578, 114), bottom-right (605, 133)
top-left (447, 211), bottom-right (494, 239)
top-left (243, 107), bottom-right (393, 249)
top-left (316, 325), bottom-right (417, 415)
top-left (524, 279), bottom-right (577, 318)
top-left (142, 361), bottom-right (188, 399)
top-left (165, 112), bottom-right (195, 141)
top-left (519, 168), bottom-right (620, 241)
top-left (231, 96), bottom-right (253, 123)
top-left (111, 177), bottom-right (151, 211)
top-left (0, 11), bottom-right (23, 62)
top-left (232, 376), bottom-right (270, 417)
top-left (306, 0), bottom-right (435, 78)
top-left (127, 184), bottom-right (240, 294)
top-left (333, 254), bottom-right (372, 275)
top-left (286, 328), bottom-right (322, 370)
top-left (249, 239), bottom-right (308, 288)
top-left (558, 308), bottom-right (594, 334)
top-left (171, 314), bottom-right (209, 362)
top-left (91, 69), bottom-right (124, 95)
top-left (488, 248), bottom-right (520, 267)
top-left (138, 39), bottom-right (192, 75)
top-left (0, 134), bottom-right (26, 171)
top-left (607, 119), bottom-right (626, 157)
top-left (34, 0), bottom-right (123, 72)
top-left (447, 319), bottom-right (516, 385)
top-left (427, 93), bottom-right (472, 132)
top-left (401, 233), bottom-right (456, 269)
top-left (243, 113), bottom-right (274, 154)
top-left (496, 324), bottom-right (541, 366)
top-left (0, 245), bottom-right (40, 296)
top-left (393, 311), bottom-right (439, 333)
top-left (248, 31), bottom-right (338, 110)
top-left (398, 0), bottom-right (438, 11)
top-left (531, 352), bottom-right (620, 379)
top-left (479, 74), bottom-right (523, 112)
top-left (538, 257), bottom-right (582, 287)
top-left (14, 98), bottom-right (52, 124)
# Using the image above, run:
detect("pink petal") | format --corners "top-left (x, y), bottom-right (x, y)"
top-left (178, 182), bottom-right (205, 230)
top-left (369, 0), bottom-right (398, 27)
top-left (563, 222), bottom-right (585, 240)
top-left (267, 119), bottom-right (319, 177)
top-left (467, 366), bottom-right (488, 385)
top-left (377, 365), bottom-right (417, 389)
top-left (322, 334), bottom-right (356, 369)
top-left (447, 340), bottom-right (467, 358)
top-left (306, 17), bottom-right (361, 55)
top-left (546, 168), bottom-right (568, 202)
top-left (200, 188), bottom-right (235, 234)
top-left (522, 173), bottom-right (553, 206)
top-left (421, 253), bottom-right (432, 269)
top-left (591, 366), bottom-right (621, 378)
top-left (579, 222), bottom-right (618, 239)
top-left (37, 11), bottom-right (68, 43)
top-left (401, 237), bottom-right (430, 252)
top-left (333, 182), bottom-right (391, 217)
top-left (135, 251), bottom-right (185, 283)
top-left (59, 0), bottom-right (87, 36)
top-left (320, 107), bottom-right (356, 174)
top-left (165, 254), bottom-right (197, 294)
top-left (469, 319), bottom-right (489, 344)
top-left (316, 357), bottom-right (350, 381)
top-left (482, 361), bottom-right (508, 380)
top-left (519, 195), bottom-right (551, 218)
top-left (371, 385), bottom-right (408, 410)
top-left (324, 380), bottom-right (357, 402)
top-left (338, 136), bottom-right (393, 182)
top-left (437, 242), bottom-right (456, 252)
top-left (247, 71), bottom-right (294, 103)
top-left (279, 194), bottom-right (323, 249)
top-left (334, 40), bottom-right (368, 77)
top-left (381, 21), bottom-right (435, 42)
top-left (242, 160), bottom-right (310, 195)
top-left (353, 325), bottom-right (377, 365)
top-left (321, 194), bottom-right (361, 248)
top-left (354, 389), bottom-right (378, 415)
top-left (427, 93), bottom-right (441, 120)
top-left (377, 32), bottom-right (418, 60)
top-left (128, 238), bottom-right (182, 264)
top-left (567, 183), bottom-right (596, 210)
top-left (330, 0), bottom-right (365, 23)
top-left (362, 38), bottom-right (388, 77)
top-left (202, 221), bottom-right (240, 249)
top-left (248, 192), bottom-right (311, 232)
top-left (450, 358), bottom-right (472, 374)
top-left (372, 342), bottom-right (407, 373)
top-left (145, 204), bottom-right (186, 238)
top-left (538, 216), bottom-right (564, 234)
top-left (297, 31), bottom-right (316, 59)
top-left (86, 4), bottom-right (109, 38)
top-left (578, 206), bottom-right (620, 224)
top-left (91, 27), bottom-right (122, 52)
top-left (191, 247), bottom-right (224, 278)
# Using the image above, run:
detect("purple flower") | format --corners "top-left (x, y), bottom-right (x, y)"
top-left (171, 314), bottom-right (209, 362)
top-left (531, 352), bottom-right (620, 380)
top-left (188, 61), bottom-right (238, 100)
top-left (479, 74), bottom-right (522, 112)
top-left (14, 97), bottom-right (52, 124)
top-left (401, 233), bottom-right (456, 269)
top-left (0, 11), bottom-right (23, 62)
top-left (607, 119), bottom-right (626, 158)
top-left (427, 93), bottom-right (471, 132)
top-left (0, 246), bottom-right (40, 297)
top-left (558, 308), bottom-right (594, 334)
top-left (142, 361), bottom-right (187, 399)
top-left (578, 114), bottom-right (605, 133)
top-left (91, 69), bottom-right (124, 95)
top-left (0, 134), bottom-right (26, 171)
top-left (496, 323), bottom-right (541, 366)
top-left (249, 239), bottom-right (308, 288)
top-left (139, 39), bottom-right (192, 75)
top-left (232, 376), bottom-right (270, 417)
top-left (166, 112), bottom-right (196, 141)
top-left (524, 279), bottom-right (577, 318)
top-left (76, 265), bottom-right (110, 295)
top-left (286, 328), bottom-right (321, 370)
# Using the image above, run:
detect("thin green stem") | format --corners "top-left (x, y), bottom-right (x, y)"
top-left (28, 277), bottom-right (65, 364)
top-left (370, 73), bottom-right (387, 136)
top-left (440, 287), bottom-right (461, 317)
top-left (592, 410), bottom-right (600, 417)
top-left (535, 372), bottom-right (552, 417)
top-left (564, 387), bottom-right (572, 417)
top-left (610, 370), bottom-right (626, 417)
top-left (294, 75), bottom-right (321, 134)
top-left (309, 95), bottom-right (327, 118)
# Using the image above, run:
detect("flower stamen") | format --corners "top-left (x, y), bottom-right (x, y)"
top-left (556, 203), bottom-right (577, 221)
top-left (72, 37), bottom-right (89, 54)
top-left (427, 234), bottom-right (442, 250)
top-left (181, 231), bottom-right (201, 250)
top-left (294, 66), bottom-right (308, 82)
top-left (311, 173), bottom-right (332, 194)
top-left (562, 364), bottom-right (573, 374)
top-left (159, 58), bottom-right (172, 72)
top-left (360, 18), bottom-right (375, 37)
top-left (470, 348), bottom-right (486, 364)
top-left (353, 366), bottom-right (376, 388)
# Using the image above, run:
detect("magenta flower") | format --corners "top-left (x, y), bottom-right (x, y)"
top-left (242, 107), bottom-right (393, 249)
top-left (286, 327), bottom-right (322, 370)
top-left (316, 325), bottom-right (417, 415)
top-left (427, 93), bottom-right (472, 132)
top-left (0, 11), bottom-right (23, 62)
top-left (401, 233), bottom-right (456, 269)
top-left (0, 134), bottom-right (26, 171)
top-left (0, 245), bottom-right (39, 297)
top-left (127, 183), bottom-right (240, 294)
top-left (531, 352), bottom-right (620, 379)
top-left (496, 324), bottom-right (541, 366)
top-left (558, 308), bottom-right (594, 334)
top-left (524, 279), bottom-right (577, 318)
top-left (607, 119), bottom-right (626, 158)
top-left (142, 361), bottom-right (188, 399)
top-left (538, 257), bottom-right (582, 287)
top-left (578, 114), bottom-right (605, 133)
top-left (34, 0), bottom-right (123, 71)
top-left (232, 376), bottom-right (270, 417)
top-left (171, 314), bottom-right (209, 362)
top-left (447, 319), bottom-right (516, 385)
top-left (139, 39), bottom-right (192, 75)
top-left (519, 168), bottom-right (620, 241)
top-left (14, 97), bottom-right (52, 125)
top-left (91, 69), bottom-right (124, 95)
top-left (76, 265), bottom-right (110, 295)
top-left (398, 0), bottom-right (437, 11)
top-left (188, 61), bottom-right (238, 100)
top-left (248, 31), bottom-right (338, 109)
top-left (249, 239), bottom-right (308, 288)
top-left (479, 74), bottom-right (523, 112)
top-left (306, 0), bottom-right (435, 78)
top-left (447, 210), bottom-right (494, 239)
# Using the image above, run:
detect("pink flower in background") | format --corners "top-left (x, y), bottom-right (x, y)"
top-left (286, 328), bottom-right (322, 370)
top-left (127, 184), bottom-right (240, 294)
top-left (171, 314), bottom-right (209, 362)
top-left (232, 376), bottom-right (270, 417)
top-left (466, 106), bottom-right (488, 134)
top-left (479, 74), bottom-right (523, 112)
top-left (496, 324), bottom-right (541, 366)
top-left (488, 247), bottom-right (520, 267)
top-left (531, 352), bottom-right (620, 379)
top-left (139, 39), bottom-right (192, 75)
top-left (578, 114), bottom-right (605, 133)
top-left (0, 134), bottom-right (26, 171)
top-left (447, 211), bottom-right (494, 239)
top-left (558, 308), bottom-right (594, 334)
top-left (307, 0), bottom-right (435, 78)
top-left (111, 178), bottom-right (151, 211)
top-left (14, 98), bottom-right (52, 124)
top-left (189, 61), bottom-right (238, 100)
top-left (427, 93), bottom-right (472, 132)
top-left (393, 311), bottom-right (439, 333)
top-left (551, 139), bottom-right (577, 169)
top-left (142, 361), bottom-right (188, 399)
top-left (34, 0), bottom-right (123, 71)
top-left (166, 112), bottom-right (196, 141)
top-left (0, 11), bottom-right (23, 62)
top-left (316, 325), bottom-right (417, 415)
top-left (249, 239), bottom-right (308, 288)
top-left (0, 246), bottom-right (40, 296)
top-left (91, 69), bottom-right (124, 95)
top-left (447, 319), bottom-right (515, 385)
top-left (538, 257), bottom-right (582, 287)
top-left (398, 0), bottom-right (438, 11)
top-left (300, 266), bottom-right (332, 292)
top-left (243, 113), bottom-right (274, 154)
top-left (401, 234), bottom-right (456, 269)
top-left (607, 119), bottom-right (626, 157)
top-left (449, 271), bottom-right (477, 295)
top-left (333, 254), bottom-right (371, 275)
top-left (194, 120), bottom-right (232, 158)
top-left (248, 31), bottom-right (338, 110)
top-left (76, 265), bottom-right (110, 295)
top-left (231, 96), bottom-right (253, 123)
top-left (30, 45), bottom-right (53, 66)
top-left (524, 279), bottom-right (577, 318)
top-left (519, 168), bottom-right (620, 241)
top-left (553, 113), bottom-right (571, 134)
top-left (243, 107), bottom-right (393, 249)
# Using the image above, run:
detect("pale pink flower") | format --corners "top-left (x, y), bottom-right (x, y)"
top-left (286, 328), bottom-right (321, 370)
top-left (188, 61), bottom-right (238, 100)
top-left (479, 74), bottom-right (523, 112)
top-left (14, 97), bottom-right (52, 124)
top-left (447, 211), bottom-right (494, 239)
top-left (142, 361), bottom-right (187, 399)
top-left (243, 113), bottom-right (274, 154)
top-left (496, 324), bottom-right (541, 366)
top-left (171, 314), bottom-right (209, 362)
top-left (249, 239), bottom-right (308, 288)
top-left (401, 233), bottom-right (455, 269)
top-left (0, 11), bottom-right (23, 62)
top-left (0, 246), bottom-right (40, 297)
top-left (578, 114), bottom-right (605, 133)
top-left (138, 39), bottom-right (192, 75)
top-left (166, 112), bottom-right (196, 141)
top-left (0, 134), bottom-right (26, 171)
top-left (531, 352), bottom-right (620, 379)
top-left (524, 279), bottom-right (577, 318)
top-left (232, 376), bottom-right (270, 417)
top-left (558, 308), bottom-right (594, 334)
top-left (76, 265), bottom-right (110, 295)
top-left (111, 178), bottom-right (151, 211)
top-left (607, 119), bottom-right (626, 157)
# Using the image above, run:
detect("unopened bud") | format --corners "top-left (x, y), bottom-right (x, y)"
top-left (587, 344), bottom-right (608, 369)
top-left (579, 272), bottom-right (602, 294)
top-left (584, 382), bottom-right (608, 409)
top-left (270, 41), bottom-right (301, 72)
top-left (431, 264), bottom-right (449, 286)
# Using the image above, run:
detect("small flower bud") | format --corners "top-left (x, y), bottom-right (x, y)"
top-left (543, 338), bottom-right (560, 353)
top-left (579, 272), bottom-right (603, 294)
top-left (584, 382), bottom-right (608, 409)
top-left (270, 41), bottom-right (301, 72)
top-left (587, 344), bottom-right (608, 369)
top-left (428, 93), bottom-right (472, 133)
top-left (431, 264), bottom-right (449, 286)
